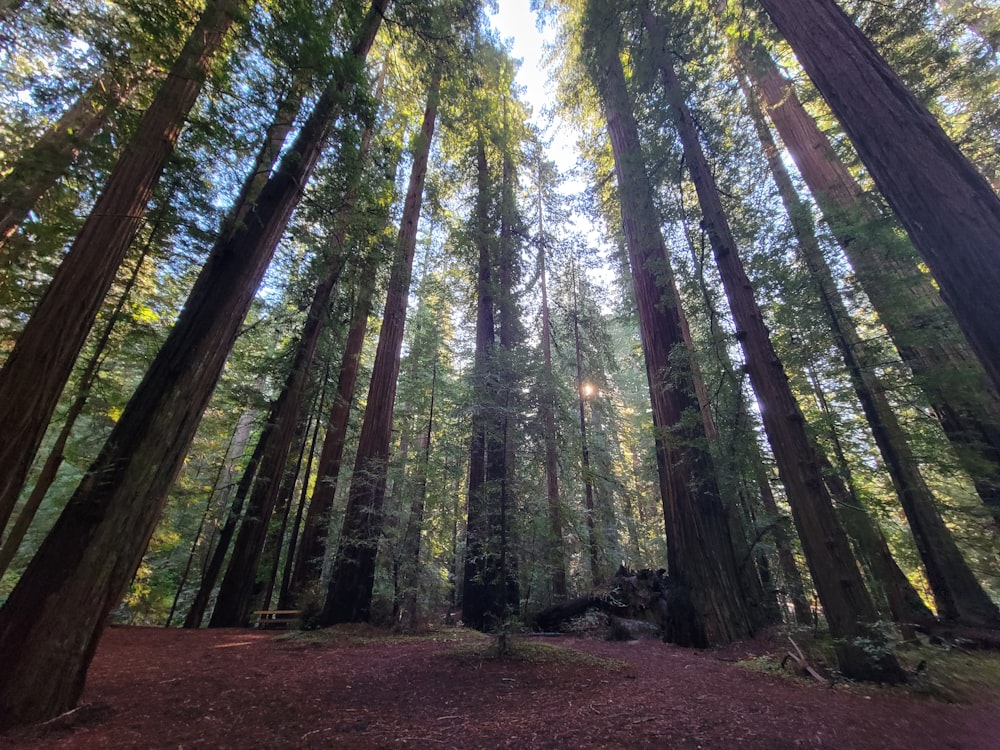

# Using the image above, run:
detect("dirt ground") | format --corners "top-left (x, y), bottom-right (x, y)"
top-left (1, 623), bottom-right (998, 749)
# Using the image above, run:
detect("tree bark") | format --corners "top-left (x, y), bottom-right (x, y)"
top-left (641, 5), bottom-right (902, 681)
top-left (756, 0), bottom-right (1000, 402)
top-left (584, 0), bottom-right (754, 648)
top-left (0, 0), bottom-right (248, 535)
top-left (0, 3), bottom-right (386, 727)
top-left (322, 69), bottom-right (440, 625)
top-left (743, 43), bottom-right (1000, 527)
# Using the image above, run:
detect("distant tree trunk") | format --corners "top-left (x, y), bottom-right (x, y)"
top-left (937, 0), bottom-right (1000, 51)
top-left (0, 0), bottom-right (247, 535)
top-left (0, 4), bottom-right (386, 727)
top-left (165, 422), bottom-right (245, 627)
top-left (757, 0), bottom-right (1000, 401)
top-left (322, 69), bottom-right (440, 625)
top-left (463, 134), bottom-right (501, 631)
top-left (494, 130), bottom-right (519, 616)
top-left (585, 0), bottom-right (755, 648)
top-left (397, 360), bottom-right (437, 630)
top-left (288, 275), bottom-right (376, 598)
top-left (641, 5), bottom-right (901, 681)
top-left (183, 419), bottom-right (268, 629)
top-left (571, 267), bottom-right (601, 587)
top-left (538, 240), bottom-right (567, 602)
top-left (0, 70), bottom-right (138, 249)
top-left (743, 72), bottom-right (999, 629)
top-left (743, 43), bottom-right (1000, 528)
top-left (278, 370), bottom-right (327, 609)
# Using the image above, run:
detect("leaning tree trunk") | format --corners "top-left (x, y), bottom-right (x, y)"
top-left (0, 3), bottom-right (386, 727)
top-left (208, 158), bottom-right (362, 626)
top-left (584, 0), bottom-right (755, 648)
top-left (322, 70), bottom-right (440, 626)
top-left (288, 273), bottom-right (376, 598)
top-left (0, 69), bottom-right (138, 250)
top-left (742, 72), bottom-right (1000, 629)
top-left (756, 0), bottom-right (1000, 401)
top-left (0, 0), bottom-right (247, 535)
top-left (743, 43), bottom-right (1000, 528)
top-left (641, 4), bottom-right (902, 681)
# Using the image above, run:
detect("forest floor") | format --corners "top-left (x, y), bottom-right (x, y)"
top-left (1, 621), bottom-right (999, 749)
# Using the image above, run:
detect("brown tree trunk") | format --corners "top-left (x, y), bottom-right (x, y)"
top-left (462, 133), bottom-right (501, 631)
top-left (640, 5), bottom-right (901, 681)
top-left (538, 239), bottom-right (567, 601)
top-left (584, 0), bottom-right (754, 648)
top-left (288, 275), bottom-right (376, 597)
top-left (208, 185), bottom-right (355, 627)
top-left (571, 266), bottom-right (601, 587)
top-left (322, 69), bottom-right (440, 625)
top-left (278, 369), bottom-right (327, 609)
top-left (744, 44), bottom-right (1000, 527)
top-left (742, 71), bottom-right (999, 629)
top-left (397, 360), bottom-right (437, 630)
top-left (757, 0), bottom-right (1000, 403)
top-left (0, 4), bottom-right (386, 727)
top-left (0, 70), bottom-right (138, 250)
top-left (0, 0), bottom-right (247, 535)
top-left (183, 416), bottom-right (268, 629)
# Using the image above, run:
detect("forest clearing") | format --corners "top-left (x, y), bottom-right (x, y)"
top-left (2, 623), bottom-right (1000, 749)
top-left (4, 0), bottom-right (1000, 736)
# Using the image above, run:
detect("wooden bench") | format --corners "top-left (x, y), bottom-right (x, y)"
top-left (252, 610), bottom-right (301, 630)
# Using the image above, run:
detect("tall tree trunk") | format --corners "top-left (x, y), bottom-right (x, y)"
top-left (183, 415), bottom-right (268, 629)
top-left (804, 369), bottom-right (935, 631)
top-left (0, 0), bottom-right (247, 534)
top-left (742, 70), bottom-right (999, 629)
top-left (164, 422), bottom-right (245, 628)
top-left (743, 43), bottom-right (1000, 527)
top-left (463, 134), bottom-right (502, 630)
top-left (538, 240), bottom-right (567, 601)
top-left (0, 69), bottom-right (138, 250)
top-left (0, 4), bottom-right (386, 727)
top-left (584, 0), bottom-right (755, 648)
top-left (322, 69), bottom-right (440, 625)
top-left (397, 359), bottom-right (437, 630)
top-left (278, 369), bottom-right (327, 609)
top-left (756, 0), bottom-right (1000, 400)
top-left (641, 5), bottom-right (902, 681)
top-left (289, 275), bottom-right (376, 598)
top-left (571, 267), bottom-right (601, 586)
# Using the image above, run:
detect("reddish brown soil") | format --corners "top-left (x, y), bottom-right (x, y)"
top-left (1, 625), bottom-right (998, 749)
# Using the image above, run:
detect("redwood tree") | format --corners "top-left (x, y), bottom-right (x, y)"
top-left (583, 0), bottom-right (754, 647)
top-left (0, 2), bottom-right (387, 726)
top-left (756, 0), bottom-right (1000, 397)
top-left (0, 0), bottom-right (248, 534)
top-left (321, 69), bottom-right (441, 625)
top-left (639, 2), bottom-right (903, 681)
